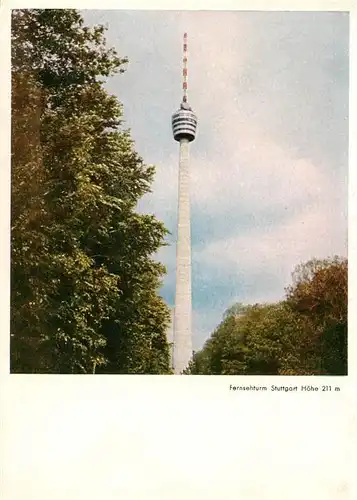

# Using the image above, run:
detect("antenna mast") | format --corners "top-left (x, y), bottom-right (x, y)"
top-left (183, 32), bottom-right (188, 103)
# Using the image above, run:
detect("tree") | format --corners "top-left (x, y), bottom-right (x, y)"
top-left (186, 257), bottom-right (347, 376)
top-left (186, 303), bottom-right (306, 375)
top-left (11, 9), bottom-right (171, 373)
top-left (286, 256), bottom-right (347, 375)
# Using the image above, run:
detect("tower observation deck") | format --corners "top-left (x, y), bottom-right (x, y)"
top-left (171, 33), bottom-right (198, 374)
top-left (172, 101), bottom-right (198, 142)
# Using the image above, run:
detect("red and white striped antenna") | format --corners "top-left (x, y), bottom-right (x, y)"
top-left (182, 32), bottom-right (188, 103)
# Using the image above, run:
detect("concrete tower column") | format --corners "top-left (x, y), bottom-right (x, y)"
top-left (173, 138), bottom-right (192, 374)
top-left (171, 32), bottom-right (197, 374)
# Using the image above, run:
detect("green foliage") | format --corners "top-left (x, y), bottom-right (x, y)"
top-left (186, 257), bottom-right (347, 376)
top-left (286, 256), bottom-right (347, 375)
top-left (11, 9), bottom-right (171, 373)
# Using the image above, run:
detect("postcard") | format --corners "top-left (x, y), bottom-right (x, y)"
top-left (1, 3), bottom-right (356, 499)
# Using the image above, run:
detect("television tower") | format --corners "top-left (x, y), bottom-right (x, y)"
top-left (171, 33), bottom-right (198, 374)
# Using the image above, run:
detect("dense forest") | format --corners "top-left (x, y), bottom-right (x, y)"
top-left (11, 9), bottom-right (347, 375)
top-left (185, 257), bottom-right (347, 375)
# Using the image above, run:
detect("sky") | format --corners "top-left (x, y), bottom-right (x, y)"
top-left (83, 10), bottom-right (349, 351)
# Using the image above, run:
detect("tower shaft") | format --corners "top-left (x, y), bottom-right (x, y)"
top-left (173, 138), bottom-right (192, 374)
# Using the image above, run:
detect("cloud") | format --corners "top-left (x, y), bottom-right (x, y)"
top-left (82, 11), bottom-right (348, 348)
top-left (196, 200), bottom-right (347, 295)
top-left (190, 132), bottom-right (331, 214)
